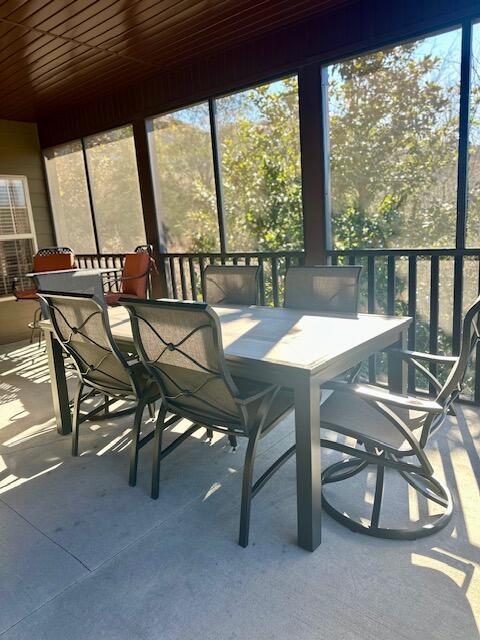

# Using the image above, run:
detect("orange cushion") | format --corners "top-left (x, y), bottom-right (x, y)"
top-left (121, 253), bottom-right (150, 298)
top-left (15, 288), bottom-right (38, 300)
top-left (34, 252), bottom-right (75, 273)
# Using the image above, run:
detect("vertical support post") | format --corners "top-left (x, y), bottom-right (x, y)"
top-left (81, 138), bottom-right (101, 254)
top-left (453, 21), bottom-right (473, 355)
top-left (132, 119), bottom-right (168, 298)
top-left (209, 98), bottom-right (227, 254)
top-left (298, 64), bottom-right (331, 266)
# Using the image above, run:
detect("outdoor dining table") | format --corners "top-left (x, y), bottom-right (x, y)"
top-left (40, 303), bottom-right (411, 552)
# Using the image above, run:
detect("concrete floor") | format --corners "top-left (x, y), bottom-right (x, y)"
top-left (0, 339), bottom-right (479, 640)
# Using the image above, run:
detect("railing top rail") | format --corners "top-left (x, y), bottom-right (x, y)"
top-left (329, 248), bottom-right (480, 256)
top-left (157, 251), bottom-right (305, 259)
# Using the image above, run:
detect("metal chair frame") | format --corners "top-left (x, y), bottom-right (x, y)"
top-left (37, 290), bottom-right (161, 485)
top-left (121, 297), bottom-right (294, 547)
top-left (316, 295), bottom-right (480, 539)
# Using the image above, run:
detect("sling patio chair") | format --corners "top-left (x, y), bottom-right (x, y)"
top-left (13, 246), bottom-right (75, 343)
top-left (121, 297), bottom-right (294, 547)
top-left (284, 264), bottom-right (363, 383)
top-left (37, 290), bottom-right (164, 486)
top-left (203, 264), bottom-right (262, 306)
top-left (104, 244), bottom-right (155, 306)
top-left (315, 294), bottom-right (480, 539)
top-left (202, 263), bottom-right (263, 448)
top-left (284, 265), bottom-right (362, 316)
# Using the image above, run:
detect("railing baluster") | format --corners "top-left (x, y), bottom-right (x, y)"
top-left (387, 255), bottom-right (395, 315)
top-left (188, 257), bottom-right (197, 301)
top-left (245, 256), bottom-right (251, 266)
top-left (271, 257), bottom-right (279, 307)
top-left (408, 255), bottom-right (417, 393)
top-left (367, 255), bottom-right (376, 383)
top-left (169, 257), bottom-right (178, 299)
top-left (258, 256), bottom-right (266, 306)
top-left (199, 256), bottom-right (206, 299)
top-left (452, 255), bottom-right (464, 355)
top-left (179, 257), bottom-right (187, 300)
top-left (429, 256), bottom-right (439, 394)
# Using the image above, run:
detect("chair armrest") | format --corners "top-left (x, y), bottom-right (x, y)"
top-left (387, 348), bottom-right (457, 365)
top-left (324, 380), bottom-right (444, 413)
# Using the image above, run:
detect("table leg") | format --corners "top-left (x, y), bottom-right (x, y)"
top-left (387, 328), bottom-right (408, 394)
top-left (294, 377), bottom-right (322, 551)
top-left (44, 329), bottom-right (72, 435)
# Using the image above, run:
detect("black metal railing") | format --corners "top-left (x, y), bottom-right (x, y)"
top-left (77, 248), bottom-right (480, 404)
top-left (162, 251), bottom-right (305, 305)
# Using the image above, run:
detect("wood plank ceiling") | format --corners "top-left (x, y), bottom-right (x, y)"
top-left (0, 0), bottom-right (351, 122)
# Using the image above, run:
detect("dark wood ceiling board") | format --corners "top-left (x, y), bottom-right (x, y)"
top-left (55, 0), bottom-right (179, 42)
top-left (86, 0), bottom-right (234, 50)
top-left (106, 0), bottom-right (329, 60)
top-left (103, 0), bottom-right (277, 53)
top-left (3, 55), bottom-right (138, 119)
top-left (0, 0), bottom-right (42, 20)
top-left (3, 0), bottom-right (76, 25)
top-left (0, 28), bottom-right (55, 67)
top-left (4, 50), bottom-right (136, 103)
top-left (14, 0), bottom-right (119, 32)
top-left (46, 0), bottom-right (148, 39)
top-left (113, 0), bottom-right (334, 65)
top-left (0, 44), bottom-right (110, 96)
top-left (0, 33), bottom-right (86, 75)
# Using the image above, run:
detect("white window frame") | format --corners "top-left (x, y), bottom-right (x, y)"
top-left (0, 175), bottom-right (38, 300)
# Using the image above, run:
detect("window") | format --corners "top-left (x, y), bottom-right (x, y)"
top-left (0, 176), bottom-right (36, 297)
top-left (327, 28), bottom-right (462, 249)
top-left (84, 126), bottom-right (145, 253)
top-left (44, 141), bottom-right (96, 253)
top-left (148, 103), bottom-right (220, 252)
top-left (215, 76), bottom-right (303, 252)
top-left (467, 22), bottom-right (480, 247)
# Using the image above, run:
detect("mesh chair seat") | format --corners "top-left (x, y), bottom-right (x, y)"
top-left (320, 389), bottom-right (427, 450)
top-left (232, 375), bottom-right (294, 432)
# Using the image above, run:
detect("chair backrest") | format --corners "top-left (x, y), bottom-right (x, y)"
top-left (203, 265), bottom-right (261, 305)
top-left (121, 298), bottom-right (248, 431)
top-left (121, 245), bottom-right (152, 298)
top-left (284, 266), bottom-right (361, 316)
top-left (33, 247), bottom-right (75, 273)
top-left (37, 291), bottom-right (137, 397)
top-left (34, 271), bottom-right (105, 319)
top-left (437, 295), bottom-right (480, 410)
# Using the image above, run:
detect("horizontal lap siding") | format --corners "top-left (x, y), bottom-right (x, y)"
top-left (0, 120), bottom-right (53, 343)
